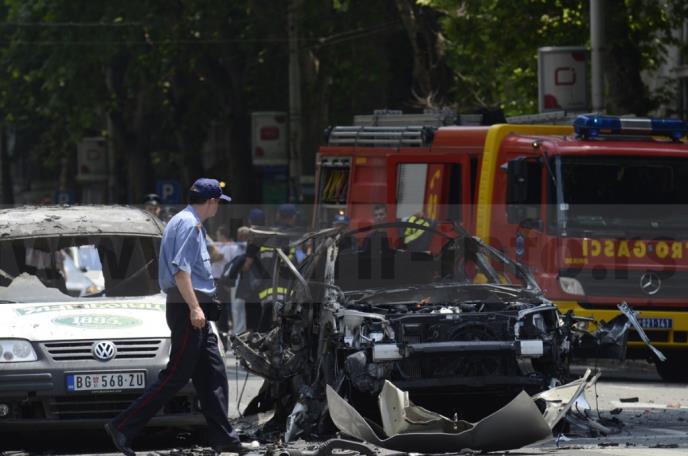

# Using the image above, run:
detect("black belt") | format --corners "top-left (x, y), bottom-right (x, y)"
top-left (165, 287), bottom-right (222, 321)
top-left (165, 287), bottom-right (216, 303)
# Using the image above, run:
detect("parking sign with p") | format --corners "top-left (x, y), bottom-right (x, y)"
top-left (156, 180), bottom-right (182, 204)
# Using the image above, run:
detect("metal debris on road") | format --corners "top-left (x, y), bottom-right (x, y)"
top-left (326, 382), bottom-right (552, 453)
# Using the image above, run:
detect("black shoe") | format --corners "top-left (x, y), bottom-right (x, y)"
top-left (104, 422), bottom-right (135, 456)
top-left (212, 441), bottom-right (250, 455)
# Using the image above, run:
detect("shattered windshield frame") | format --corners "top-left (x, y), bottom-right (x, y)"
top-left (0, 235), bottom-right (161, 302)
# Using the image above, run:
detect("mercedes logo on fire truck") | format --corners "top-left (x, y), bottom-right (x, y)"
top-left (639, 271), bottom-right (661, 296)
top-left (92, 341), bottom-right (117, 361)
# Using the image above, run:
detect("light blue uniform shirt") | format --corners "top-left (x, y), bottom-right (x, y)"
top-left (158, 205), bottom-right (215, 295)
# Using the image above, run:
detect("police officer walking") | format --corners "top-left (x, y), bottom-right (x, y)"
top-left (105, 178), bottom-right (245, 455)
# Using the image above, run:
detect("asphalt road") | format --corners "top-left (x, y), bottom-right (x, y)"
top-left (527, 360), bottom-right (688, 455)
top-left (1, 358), bottom-right (686, 456)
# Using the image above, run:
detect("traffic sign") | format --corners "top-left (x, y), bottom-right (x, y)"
top-left (54, 190), bottom-right (75, 205)
top-left (156, 180), bottom-right (182, 204)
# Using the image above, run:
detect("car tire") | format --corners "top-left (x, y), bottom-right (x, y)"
top-left (655, 351), bottom-right (688, 382)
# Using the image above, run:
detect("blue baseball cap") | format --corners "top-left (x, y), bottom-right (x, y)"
top-left (189, 178), bottom-right (231, 202)
top-left (248, 208), bottom-right (266, 225)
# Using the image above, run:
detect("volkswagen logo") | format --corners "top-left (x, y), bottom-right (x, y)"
top-left (639, 272), bottom-right (661, 296)
top-left (92, 341), bottom-right (117, 361)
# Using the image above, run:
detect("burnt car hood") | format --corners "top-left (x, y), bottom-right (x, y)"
top-left (0, 205), bottom-right (164, 239)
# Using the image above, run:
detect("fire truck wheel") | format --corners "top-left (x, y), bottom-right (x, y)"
top-left (654, 351), bottom-right (688, 382)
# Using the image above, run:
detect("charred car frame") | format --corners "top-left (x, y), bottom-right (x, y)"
top-left (232, 222), bottom-right (660, 443)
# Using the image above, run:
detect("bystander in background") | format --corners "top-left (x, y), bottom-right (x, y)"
top-left (361, 203), bottom-right (392, 252)
top-left (226, 226), bottom-right (248, 336)
top-left (211, 225), bottom-right (233, 279)
top-left (221, 208), bottom-right (266, 332)
top-left (143, 193), bottom-right (162, 219)
top-left (211, 225), bottom-right (235, 343)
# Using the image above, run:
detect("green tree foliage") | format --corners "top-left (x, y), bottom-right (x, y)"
top-left (415, 0), bottom-right (587, 115)
top-left (604, 0), bottom-right (687, 115)
top-left (0, 0), bottom-right (289, 202)
top-left (1, 1), bottom-right (685, 205)
top-left (418, 0), bottom-right (688, 116)
top-left (301, 0), bottom-right (413, 121)
top-left (0, 0), bottom-right (420, 202)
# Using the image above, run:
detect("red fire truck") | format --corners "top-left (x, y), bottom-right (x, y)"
top-left (313, 112), bottom-right (688, 381)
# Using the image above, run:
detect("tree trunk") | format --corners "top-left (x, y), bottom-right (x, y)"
top-left (301, 48), bottom-right (331, 179)
top-left (201, 53), bottom-right (256, 204)
top-left (604, 1), bottom-right (654, 115)
top-left (129, 89), bottom-right (151, 203)
top-left (225, 64), bottom-right (256, 204)
top-left (0, 125), bottom-right (14, 205)
top-left (105, 55), bottom-right (153, 204)
top-left (395, 0), bottom-right (433, 98)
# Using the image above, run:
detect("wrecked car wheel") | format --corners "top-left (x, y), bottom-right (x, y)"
top-left (654, 351), bottom-right (688, 382)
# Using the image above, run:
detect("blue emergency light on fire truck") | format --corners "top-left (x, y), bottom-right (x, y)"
top-left (574, 115), bottom-right (688, 141)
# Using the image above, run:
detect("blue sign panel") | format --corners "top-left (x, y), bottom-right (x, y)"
top-left (54, 190), bottom-right (75, 205)
top-left (156, 180), bottom-right (182, 204)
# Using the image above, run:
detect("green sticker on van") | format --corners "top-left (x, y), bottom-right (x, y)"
top-left (52, 314), bottom-right (142, 329)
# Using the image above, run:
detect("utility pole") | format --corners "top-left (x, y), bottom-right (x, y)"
top-left (106, 116), bottom-right (116, 203)
top-left (681, 20), bottom-right (688, 120)
top-left (288, 0), bottom-right (303, 202)
top-left (590, 0), bottom-right (604, 112)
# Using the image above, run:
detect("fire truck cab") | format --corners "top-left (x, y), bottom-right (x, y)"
top-left (314, 112), bottom-right (688, 382)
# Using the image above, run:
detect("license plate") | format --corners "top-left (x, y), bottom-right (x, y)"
top-left (66, 371), bottom-right (146, 392)
top-left (637, 318), bottom-right (672, 330)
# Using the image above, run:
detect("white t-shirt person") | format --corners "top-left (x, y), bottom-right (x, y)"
top-left (210, 225), bottom-right (237, 279)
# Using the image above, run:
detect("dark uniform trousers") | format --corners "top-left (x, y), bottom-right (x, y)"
top-left (109, 287), bottom-right (239, 448)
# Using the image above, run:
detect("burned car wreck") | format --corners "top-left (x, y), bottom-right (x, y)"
top-left (232, 222), bottom-right (661, 451)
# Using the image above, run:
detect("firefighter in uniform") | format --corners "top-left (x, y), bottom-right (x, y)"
top-left (105, 178), bottom-right (246, 456)
top-left (243, 204), bottom-right (301, 331)
top-left (401, 213), bottom-right (434, 252)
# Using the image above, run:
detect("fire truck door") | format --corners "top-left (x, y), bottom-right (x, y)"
top-left (503, 157), bottom-right (548, 276)
top-left (386, 154), bottom-right (472, 227)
